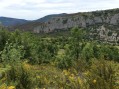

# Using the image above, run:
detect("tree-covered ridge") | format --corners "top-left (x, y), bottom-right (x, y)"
top-left (0, 28), bottom-right (119, 89)
top-left (0, 17), bottom-right (29, 26)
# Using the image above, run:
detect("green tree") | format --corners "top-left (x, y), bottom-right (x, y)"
top-left (0, 29), bottom-right (10, 51)
top-left (69, 27), bottom-right (86, 60)
top-left (0, 42), bottom-right (25, 62)
top-left (81, 43), bottom-right (94, 62)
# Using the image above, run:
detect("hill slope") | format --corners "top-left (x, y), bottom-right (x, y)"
top-left (32, 9), bottom-right (119, 43)
top-left (35, 13), bottom-right (67, 22)
top-left (0, 17), bottom-right (29, 26)
top-left (10, 13), bottom-right (67, 31)
top-left (9, 8), bottom-right (119, 43)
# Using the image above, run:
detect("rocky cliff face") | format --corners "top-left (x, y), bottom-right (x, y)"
top-left (33, 9), bottom-right (119, 43)
top-left (33, 9), bottom-right (119, 34)
top-left (89, 25), bottom-right (119, 43)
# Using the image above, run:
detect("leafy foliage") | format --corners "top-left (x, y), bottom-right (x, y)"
top-left (0, 27), bottom-right (119, 89)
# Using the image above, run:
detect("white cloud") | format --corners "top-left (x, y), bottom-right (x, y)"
top-left (0, 0), bottom-right (119, 20)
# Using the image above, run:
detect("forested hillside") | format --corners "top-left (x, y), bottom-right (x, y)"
top-left (0, 27), bottom-right (119, 89)
top-left (0, 17), bottom-right (29, 26)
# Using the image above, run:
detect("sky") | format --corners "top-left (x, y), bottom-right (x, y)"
top-left (0, 0), bottom-right (119, 20)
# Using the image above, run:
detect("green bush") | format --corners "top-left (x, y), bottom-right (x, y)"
top-left (6, 62), bottom-right (34, 89)
top-left (16, 67), bottom-right (32, 89)
top-left (0, 42), bottom-right (25, 62)
top-left (56, 55), bottom-right (74, 69)
top-left (87, 59), bottom-right (119, 89)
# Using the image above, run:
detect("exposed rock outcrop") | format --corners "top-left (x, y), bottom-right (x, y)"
top-left (33, 9), bottom-right (119, 34)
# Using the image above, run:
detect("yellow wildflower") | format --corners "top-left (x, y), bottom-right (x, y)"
top-left (69, 76), bottom-right (74, 81)
top-left (70, 74), bottom-right (74, 77)
top-left (83, 71), bottom-right (90, 76)
top-left (0, 83), bottom-right (7, 89)
top-left (77, 77), bottom-right (82, 84)
top-left (8, 86), bottom-right (15, 89)
top-left (93, 79), bottom-right (97, 84)
top-left (63, 70), bottom-right (68, 76)
top-left (23, 63), bottom-right (31, 70)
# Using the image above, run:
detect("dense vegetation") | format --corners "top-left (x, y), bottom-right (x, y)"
top-left (0, 27), bottom-right (119, 89)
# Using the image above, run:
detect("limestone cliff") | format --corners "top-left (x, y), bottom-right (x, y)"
top-left (33, 9), bottom-right (119, 34)
top-left (32, 8), bottom-right (119, 43)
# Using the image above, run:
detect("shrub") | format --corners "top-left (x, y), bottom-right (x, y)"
top-left (6, 62), bottom-right (34, 89)
top-left (0, 42), bottom-right (25, 62)
top-left (16, 67), bottom-right (32, 89)
top-left (86, 59), bottom-right (119, 89)
top-left (56, 55), bottom-right (74, 69)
